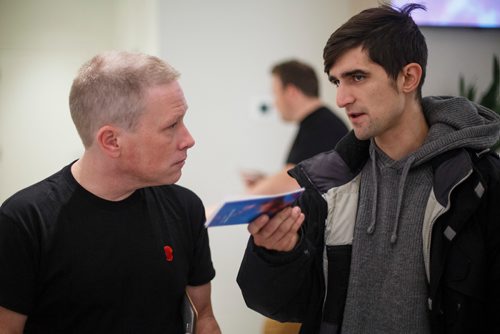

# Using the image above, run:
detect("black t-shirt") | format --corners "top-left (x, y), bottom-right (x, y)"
top-left (286, 106), bottom-right (348, 165)
top-left (0, 163), bottom-right (215, 333)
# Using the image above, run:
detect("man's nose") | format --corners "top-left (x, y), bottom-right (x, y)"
top-left (336, 85), bottom-right (354, 108)
top-left (180, 125), bottom-right (195, 150)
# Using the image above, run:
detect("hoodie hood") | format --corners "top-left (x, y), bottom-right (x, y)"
top-left (367, 96), bottom-right (500, 244)
top-left (413, 96), bottom-right (500, 167)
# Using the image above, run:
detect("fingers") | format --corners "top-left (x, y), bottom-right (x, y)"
top-left (248, 206), bottom-right (304, 252)
top-left (247, 214), bottom-right (270, 236)
top-left (275, 212), bottom-right (304, 249)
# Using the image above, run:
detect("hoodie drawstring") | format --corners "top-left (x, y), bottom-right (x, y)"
top-left (366, 149), bottom-right (378, 235)
top-left (366, 144), bottom-right (416, 245)
top-left (390, 156), bottom-right (415, 244)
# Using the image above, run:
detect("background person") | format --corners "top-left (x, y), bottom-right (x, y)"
top-left (242, 59), bottom-right (348, 196)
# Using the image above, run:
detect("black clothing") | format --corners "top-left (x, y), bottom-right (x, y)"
top-left (286, 106), bottom-right (348, 165)
top-left (0, 163), bottom-right (215, 333)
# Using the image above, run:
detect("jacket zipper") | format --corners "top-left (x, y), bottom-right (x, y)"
top-left (425, 168), bottom-right (473, 284)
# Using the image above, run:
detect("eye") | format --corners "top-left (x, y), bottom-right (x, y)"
top-left (163, 121), bottom-right (178, 131)
top-left (328, 76), bottom-right (340, 87)
top-left (352, 73), bottom-right (365, 82)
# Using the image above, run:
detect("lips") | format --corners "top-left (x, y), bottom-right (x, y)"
top-left (174, 158), bottom-right (186, 166)
top-left (348, 112), bottom-right (365, 120)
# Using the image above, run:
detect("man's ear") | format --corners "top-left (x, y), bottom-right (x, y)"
top-left (284, 83), bottom-right (300, 98)
top-left (96, 125), bottom-right (121, 158)
top-left (400, 63), bottom-right (422, 94)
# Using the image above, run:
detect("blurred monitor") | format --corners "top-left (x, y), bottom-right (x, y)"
top-left (392, 0), bottom-right (500, 28)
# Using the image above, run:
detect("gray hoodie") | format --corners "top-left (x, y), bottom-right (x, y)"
top-left (340, 96), bottom-right (500, 334)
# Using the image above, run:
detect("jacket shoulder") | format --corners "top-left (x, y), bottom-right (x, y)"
top-left (469, 150), bottom-right (500, 186)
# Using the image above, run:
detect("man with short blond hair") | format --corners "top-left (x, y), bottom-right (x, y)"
top-left (0, 51), bottom-right (221, 334)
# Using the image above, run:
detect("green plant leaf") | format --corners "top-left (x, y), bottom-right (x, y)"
top-left (459, 75), bottom-right (466, 96)
top-left (458, 74), bottom-right (477, 101)
top-left (468, 85), bottom-right (476, 102)
top-left (479, 55), bottom-right (499, 110)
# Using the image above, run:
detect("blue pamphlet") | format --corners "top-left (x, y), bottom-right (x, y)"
top-left (205, 188), bottom-right (304, 228)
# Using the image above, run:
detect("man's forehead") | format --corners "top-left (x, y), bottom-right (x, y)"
top-left (327, 48), bottom-right (372, 76)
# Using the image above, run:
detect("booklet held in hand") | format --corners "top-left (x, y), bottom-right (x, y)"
top-left (205, 188), bottom-right (304, 228)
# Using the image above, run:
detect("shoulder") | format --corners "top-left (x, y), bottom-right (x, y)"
top-left (299, 107), bottom-right (348, 138)
top-left (470, 150), bottom-right (500, 180)
top-left (314, 106), bottom-right (346, 124)
top-left (1, 165), bottom-right (74, 221)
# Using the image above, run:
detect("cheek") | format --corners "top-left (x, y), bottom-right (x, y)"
top-left (127, 147), bottom-right (148, 168)
top-left (371, 85), bottom-right (401, 110)
top-left (274, 98), bottom-right (282, 111)
top-left (150, 139), bottom-right (178, 162)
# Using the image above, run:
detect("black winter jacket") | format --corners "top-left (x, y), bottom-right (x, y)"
top-left (237, 132), bottom-right (500, 334)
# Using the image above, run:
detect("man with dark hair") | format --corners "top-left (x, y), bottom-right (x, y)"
top-left (242, 59), bottom-right (348, 195)
top-left (0, 51), bottom-right (221, 333)
top-left (238, 4), bottom-right (500, 334)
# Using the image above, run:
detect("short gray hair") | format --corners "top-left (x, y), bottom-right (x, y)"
top-left (69, 51), bottom-right (180, 147)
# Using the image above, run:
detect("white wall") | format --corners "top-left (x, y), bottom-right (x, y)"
top-left (423, 27), bottom-right (500, 97)
top-left (0, 0), bottom-right (159, 202)
top-left (1, 1), bottom-right (500, 334)
top-left (156, 2), bottom-right (350, 333)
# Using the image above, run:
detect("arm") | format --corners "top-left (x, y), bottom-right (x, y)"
top-left (0, 212), bottom-right (35, 333)
top-left (244, 164), bottom-right (299, 195)
top-left (238, 205), bottom-right (320, 322)
top-left (186, 283), bottom-right (220, 334)
top-left (237, 184), bottom-right (329, 324)
top-left (483, 156), bottom-right (500, 331)
top-left (0, 306), bottom-right (26, 334)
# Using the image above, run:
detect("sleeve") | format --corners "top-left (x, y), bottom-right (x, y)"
top-left (0, 211), bottom-right (37, 315)
top-left (184, 191), bottom-right (216, 286)
top-left (483, 156), bottom-right (500, 331)
top-left (236, 188), bottom-right (324, 322)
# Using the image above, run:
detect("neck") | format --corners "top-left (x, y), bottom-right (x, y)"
top-left (71, 152), bottom-right (136, 201)
top-left (295, 98), bottom-right (322, 122)
top-left (375, 100), bottom-right (428, 161)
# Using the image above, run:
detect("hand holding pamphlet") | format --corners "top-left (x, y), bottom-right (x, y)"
top-left (205, 188), bottom-right (304, 228)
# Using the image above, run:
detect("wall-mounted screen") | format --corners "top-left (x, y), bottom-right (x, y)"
top-left (391, 0), bottom-right (500, 28)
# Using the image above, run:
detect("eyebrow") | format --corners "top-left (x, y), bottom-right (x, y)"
top-left (329, 69), bottom-right (369, 83)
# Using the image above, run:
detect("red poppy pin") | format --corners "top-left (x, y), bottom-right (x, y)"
top-left (164, 245), bottom-right (174, 262)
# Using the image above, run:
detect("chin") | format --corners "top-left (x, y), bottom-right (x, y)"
top-left (353, 130), bottom-right (369, 141)
top-left (167, 172), bottom-right (182, 185)
top-left (147, 174), bottom-right (181, 187)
